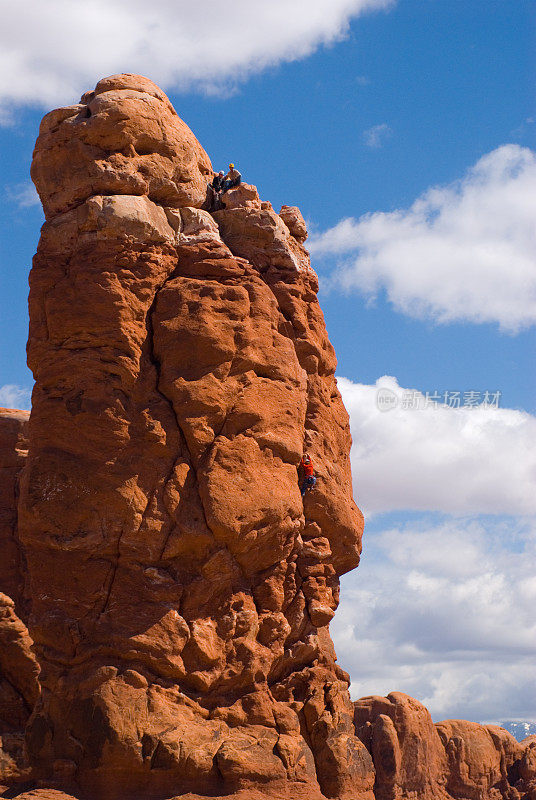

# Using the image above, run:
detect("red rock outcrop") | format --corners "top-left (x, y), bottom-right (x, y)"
top-left (0, 792), bottom-right (76, 800)
top-left (354, 693), bottom-right (536, 800)
top-left (436, 720), bottom-right (536, 800)
top-left (0, 592), bottom-right (40, 786)
top-left (0, 409), bottom-right (40, 786)
top-left (31, 74), bottom-right (213, 220)
top-left (354, 692), bottom-right (450, 800)
top-left (0, 408), bottom-right (30, 617)
top-left (18, 74), bottom-right (373, 800)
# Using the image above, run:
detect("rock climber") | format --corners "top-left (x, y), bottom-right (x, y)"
top-left (299, 453), bottom-right (316, 496)
top-left (221, 163), bottom-right (242, 193)
top-left (208, 170), bottom-right (224, 209)
top-left (212, 170), bottom-right (224, 192)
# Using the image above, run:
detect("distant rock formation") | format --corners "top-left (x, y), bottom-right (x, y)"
top-left (0, 408), bottom-right (30, 618)
top-left (354, 692), bottom-right (536, 800)
top-left (0, 73), bottom-right (534, 800)
top-left (0, 409), bottom-right (40, 787)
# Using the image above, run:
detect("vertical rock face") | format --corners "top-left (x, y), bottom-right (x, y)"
top-left (354, 693), bottom-right (536, 800)
top-left (0, 410), bottom-right (40, 785)
top-left (354, 693), bottom-right (450, 800)
top-left (0, 593), bottom-right (40, 785)
top-left (436, 720), bottom-right (536, 800)
top-left (0, 409), bottom-right (30, 618)
top-left (20, 75), bottom-right (373, 800)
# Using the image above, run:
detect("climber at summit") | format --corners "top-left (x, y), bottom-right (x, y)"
top-left (212, 170), bottom-right (224, 192)
top-left (299, 453), bottom-right (316, 496)
top-left (221, 163), bottom-right (242, 193)
top-left (208, 170), bottom-right (224, 209)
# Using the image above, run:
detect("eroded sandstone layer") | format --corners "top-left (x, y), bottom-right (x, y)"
top-left (354, 693), bottom-right (536, 800)
top-left (0, 409), bottom-right (40, 786)
top-left (0, 408), bottom-right (30, 618)
top-left (19, 74), bottom-right (373, 800)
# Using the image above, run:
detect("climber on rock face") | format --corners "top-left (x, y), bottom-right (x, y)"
top-left (208, 170), bottom-right (224, 209)
top-left (212, 170), bottom-right (224, 191)
top-left (300, 453), bottom-right (316, 496)
top-left (221, 163), bottom-right (241, 193)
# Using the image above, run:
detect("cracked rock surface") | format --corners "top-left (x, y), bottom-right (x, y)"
top-left (18, 74), bottom-right (372, 800)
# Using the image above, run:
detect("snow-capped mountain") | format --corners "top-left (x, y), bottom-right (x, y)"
top-left (499, 721), bottom-right (536, 742)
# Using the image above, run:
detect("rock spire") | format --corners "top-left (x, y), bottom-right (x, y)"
top-left (19, 74), bottom-right (371, 800)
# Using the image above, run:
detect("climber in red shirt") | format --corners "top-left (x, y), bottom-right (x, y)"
top-left (300, 453), bottom-right (316, 496)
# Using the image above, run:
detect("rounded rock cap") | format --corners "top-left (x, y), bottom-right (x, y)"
top-left (32, 74), bottom-right (213, 219)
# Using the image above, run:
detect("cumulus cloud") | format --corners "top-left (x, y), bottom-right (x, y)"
top-left (332, 516), bottom-right (536, 721)
top-left (363, 122), bottom-right (392, 148)
top-left (0, 0), bottom-right (393, 114)
top-left (335, 374), bottom-right (536, 720)
top-left (310, 145), bottom-right (536, 331)
top-left (0, 384), bottom-right (32, 410)
top-left (338, 375), bottom-right (536, 516)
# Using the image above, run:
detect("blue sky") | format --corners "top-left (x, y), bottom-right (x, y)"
top-left (1, 0), bottom-right (535, 722)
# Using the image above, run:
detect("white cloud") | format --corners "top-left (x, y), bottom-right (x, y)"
top-left (332, 516), bottom-right (536, 721)
top-left (0, 0), bottom-right (393, 115)
top-left (5, 182), bottom-right (40, 208)
top-left (335, 375), bottom-right (536, 721)
top-left (338, 375), bottom-right (536, 516)
top-left (0, 384), bottom-right (32, 410)
top-left (310, 145), bottom-right (536, 332)
top-left (363, 122), bottom-right (391, 148)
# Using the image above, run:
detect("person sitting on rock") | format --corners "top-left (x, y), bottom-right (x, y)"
top-left (208, 170), bottom-right (224, 209)
top-left (221, 163), bottom-right (241, 193)
top-left (299, 453), bottom-right (316, 496)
